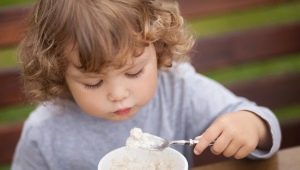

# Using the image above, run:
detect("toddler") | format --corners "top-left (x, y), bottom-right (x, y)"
top-left (12, 0), bottom-right (281, 169)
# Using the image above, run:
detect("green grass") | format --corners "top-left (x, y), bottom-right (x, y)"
top-left (205, 54), bottom-right (300, 122)
top-left (205, 53), bottom-right (300, 85)
top-left (0, 0), bottom-right (34, 7)
top-left (275, 104), bottom-right (300, 121)
top-left (0, 104), bottom-right (35, 124)
top-left (0, 48), bottom-right (19, 68)
top-left (188, 2), bottom-right (300, 37)
top-left (0, 165), bottom-right (10, 170)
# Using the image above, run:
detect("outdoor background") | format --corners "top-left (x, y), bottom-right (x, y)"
top-left (1, 0), bottom-right (300, 169)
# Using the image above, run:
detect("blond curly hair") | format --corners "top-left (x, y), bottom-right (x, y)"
top-left (19, 0), bottom-right (194, 102)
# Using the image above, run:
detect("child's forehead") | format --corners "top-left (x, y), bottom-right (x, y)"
top-left (65, 44), bottom-right (147, 72)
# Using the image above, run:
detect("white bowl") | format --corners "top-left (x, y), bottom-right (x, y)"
top-left (98, 146), bottom-right (188, 170)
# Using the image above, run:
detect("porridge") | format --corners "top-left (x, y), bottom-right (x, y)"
top-left (105, 128), bottom-right (183, 170)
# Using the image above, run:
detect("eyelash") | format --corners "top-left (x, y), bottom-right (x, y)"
top-left (84, 80), bottom-right (103, 89)
top-left (125, 68), bottom-right (144, 78)
top-left (83, 68), bottom-right (144, 89)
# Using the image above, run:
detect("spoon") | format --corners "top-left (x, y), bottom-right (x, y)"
top-left (138, 134), bottom-right (213, 151)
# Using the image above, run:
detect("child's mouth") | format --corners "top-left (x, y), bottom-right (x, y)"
top-left (113, 107), bottom-right (132, 116)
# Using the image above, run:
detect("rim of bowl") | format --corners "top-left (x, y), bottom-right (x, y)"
top-left (98, 146), bottom-right (188, 169)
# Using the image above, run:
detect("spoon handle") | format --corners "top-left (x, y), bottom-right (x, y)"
top-left (171, 139), bottom-right (199, 146)
top-left (171, 139), bottom-right (214, 146)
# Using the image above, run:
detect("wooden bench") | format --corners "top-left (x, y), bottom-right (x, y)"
top-left (1, 0), bottom-right (300, 167)
top-left (180, 0), bottom-right (300, 166)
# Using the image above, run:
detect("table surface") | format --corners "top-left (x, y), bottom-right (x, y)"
top-left (192, 146), bottom-right (300, 170)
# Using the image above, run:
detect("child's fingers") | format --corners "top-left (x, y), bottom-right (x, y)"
top-left (210, 131), bottom-right (232, 155)
top-left (194, 125), bottom-right (222, 155)
top-left (234, 145), bottom-right (252, 159)
top-left (234, 142), bottom-right (257, 159)
top-left (222, 140), bottom-right (242, 158)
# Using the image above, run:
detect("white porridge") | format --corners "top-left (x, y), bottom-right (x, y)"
top-left (98, 127), bottom-right (188, 170)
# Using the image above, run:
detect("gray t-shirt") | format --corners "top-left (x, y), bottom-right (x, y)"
top-left (12, 63), bottom-right (281, 170)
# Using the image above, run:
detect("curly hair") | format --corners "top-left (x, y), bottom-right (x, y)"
top-left (19, 0), bottom-right (195, 102)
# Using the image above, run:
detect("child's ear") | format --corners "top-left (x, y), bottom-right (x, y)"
top-left (165, 59), bottom-right (172, 67)
top-left (158, 56), bottom-right (172, 69)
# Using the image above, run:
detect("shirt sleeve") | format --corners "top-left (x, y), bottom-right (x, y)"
top-left (172, 62), bottom-right (281, 159)
top-left (12, 121), bottom-right (49, 170)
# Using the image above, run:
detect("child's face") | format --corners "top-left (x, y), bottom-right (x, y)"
top-left (65, 44), bottom-right (158, 121)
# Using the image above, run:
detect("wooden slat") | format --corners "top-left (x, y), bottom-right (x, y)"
top-left (179, 0), bottom-right (293, 19)
top-left (280, 119), bottom-right (300, 149)
top-left (191, 22), bottom-right (300, 72)
top-left (0, 7), bottom-right (29, 48)
top-left (0, 69), bottom-right (26, 107)
top-left (0, 123), bottom-right (23, 164)
top-left (227, 73), bottom-right (300, 109)
top-left (0, 0), bottom-right (298, 47)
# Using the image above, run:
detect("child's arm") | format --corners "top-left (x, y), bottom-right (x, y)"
top-left (164, 63), bottom-right (281, 160)
top-left (193, 110), bottom-right (272, 159)
top-left (169, 63), bottom-right (281, 159)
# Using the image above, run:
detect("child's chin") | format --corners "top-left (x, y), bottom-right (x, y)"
top-left (109, 114), bottom-right (136, 121)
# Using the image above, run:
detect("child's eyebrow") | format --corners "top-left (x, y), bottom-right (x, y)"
top-left (69, 62), bottom-right (102, 77)
top-left (125, 54), bottom-right (148, 70)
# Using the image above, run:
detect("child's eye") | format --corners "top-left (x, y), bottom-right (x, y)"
top-left (84, 80), bottom-right (103, 89)
top-left (125, 68), bottom-right (144, 78)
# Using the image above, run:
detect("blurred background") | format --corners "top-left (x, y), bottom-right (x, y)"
top-left (0, 0), bottom-right (300, 169)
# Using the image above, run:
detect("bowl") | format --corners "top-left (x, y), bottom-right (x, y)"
top-left (98, 146), bottom-right (188, 170)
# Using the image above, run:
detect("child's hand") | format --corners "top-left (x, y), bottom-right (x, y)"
top-left (194, 111), bottom-right (272, 159)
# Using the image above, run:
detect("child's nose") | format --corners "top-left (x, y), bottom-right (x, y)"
top-left (107, 86), bottom-right (129, 102)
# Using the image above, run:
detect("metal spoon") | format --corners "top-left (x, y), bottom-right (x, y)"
top-left (139, 134), bottom-right (213, 151)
